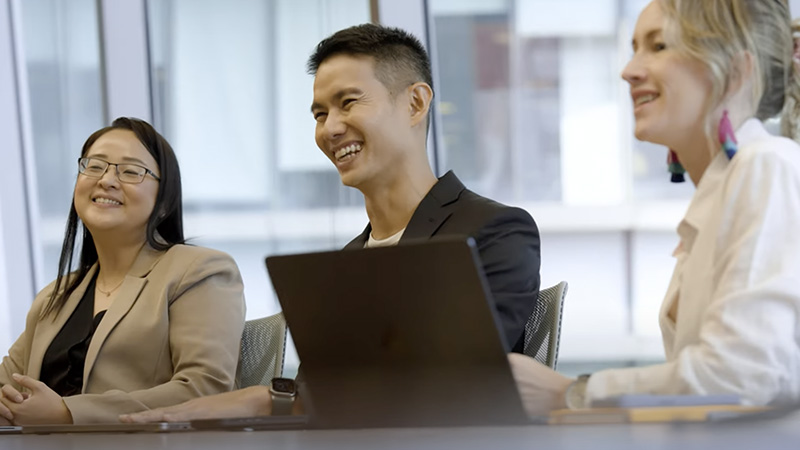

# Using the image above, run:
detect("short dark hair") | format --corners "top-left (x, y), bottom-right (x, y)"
top-left (307, 23), bottom-right (433, 95)
top-left (43, 117), bottom-right (184, 318)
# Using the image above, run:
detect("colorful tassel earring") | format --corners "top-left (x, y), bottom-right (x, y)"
top-left (718, 110), bottom-right (738, 160)
top-left (668, 149), bottom-right (685, 183)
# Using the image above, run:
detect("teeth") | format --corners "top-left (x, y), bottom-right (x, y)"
top-left (635, 94), bottom-right (657, 106)
top-left (94, 198), bottom-right (121, 205)
top-left (334, 144), bottom-right (362, 161)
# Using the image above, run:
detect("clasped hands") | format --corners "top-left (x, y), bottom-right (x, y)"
top-left (0, 373), bottom-right (72, 425)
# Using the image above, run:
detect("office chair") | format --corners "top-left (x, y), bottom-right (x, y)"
top-left (522, 281), bottom-right (568, 369)
top-left (236, 312), bottom-right (287, 388)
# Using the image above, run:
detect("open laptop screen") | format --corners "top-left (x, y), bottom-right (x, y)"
top-left (266, 238), bottom-right (529, 428)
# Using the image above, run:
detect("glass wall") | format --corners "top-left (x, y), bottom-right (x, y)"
top-left (427, 0), bottom-right (696, 371)
top-left (20, 0), bottom-right (105, 280)
top-left (146, 0), bottom-right (372, 375)
top-left (429, 0), bottom-right (695, 205)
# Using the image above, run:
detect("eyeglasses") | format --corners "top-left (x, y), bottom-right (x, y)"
top-left (77, 157), bottom-right (161, 184)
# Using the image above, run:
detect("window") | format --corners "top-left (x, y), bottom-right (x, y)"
top-left (20, 0), bottom-right (105, 282)
top-left (146, 0), bottom-right (372, 375)
top-left (427, 0), bottom-right (693, 370)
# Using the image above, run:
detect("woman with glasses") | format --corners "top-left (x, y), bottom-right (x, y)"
top-left (509, 0), bottom-right (800, 415)
top-left (0, 117), bottom-right (245, 425)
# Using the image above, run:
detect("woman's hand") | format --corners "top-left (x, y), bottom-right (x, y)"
top-left (0, 374), bottom-right (72, 425)
top-left (120, 385), bottom-right (274, 423)
top-left (0, 381), bottom-right (27, 423)
top-left (507, 353), bottom-right (575, 417)
top-left (0, 389), bottom-right (16, 423)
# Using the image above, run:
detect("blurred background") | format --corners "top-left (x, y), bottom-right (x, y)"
top-left (2, 0), bottom-right (798, 377)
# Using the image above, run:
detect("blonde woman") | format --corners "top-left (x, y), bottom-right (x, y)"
top-left (0, 118), bottom-right (245, 424)
top-left (510, 0), bottom-right (800, 414)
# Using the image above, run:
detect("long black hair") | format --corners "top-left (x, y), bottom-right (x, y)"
top-left (42, 117), bottom-right (184, 318)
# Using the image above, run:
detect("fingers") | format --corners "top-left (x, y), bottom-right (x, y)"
top-left (119, 408), bottom-right (167, 424)
top-left (152, 403), bottom-right (196, 422)
top-left (507, 352), bottom-right (532, 365)
top-left (121, 401), bottom-right (210, 423)
top-left (0, 384), bottom-right (23, 404)
top-left (162, 411), bottom-right (192, 423)
top-left (11, 373), bottom-right (42, 392)
top-left (507, 353), bottom-right (531, 380)
top-left (0, 393), bottom-right (14, 422)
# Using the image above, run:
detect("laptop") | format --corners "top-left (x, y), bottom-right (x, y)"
top-left (265, 238), bottom-right (530, 429)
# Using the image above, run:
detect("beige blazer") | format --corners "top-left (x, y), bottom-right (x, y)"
top-left (0, 244), bottom-right (246, 423)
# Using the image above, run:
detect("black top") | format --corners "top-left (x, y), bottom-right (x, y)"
top-left (295, 171), bottom-right (540, 381)
top-left (346, 171), bottom-right (541, 353)
top-left (40, 273), bottom-right (107, 397)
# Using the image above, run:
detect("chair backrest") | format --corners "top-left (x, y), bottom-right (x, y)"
top-left (236, 312), bottom-right (287, 388)
top-left (522, 281), bottom-right (568, 369)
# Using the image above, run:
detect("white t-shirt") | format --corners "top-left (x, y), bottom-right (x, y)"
top-left (366, 228), bottom-right (406, 248)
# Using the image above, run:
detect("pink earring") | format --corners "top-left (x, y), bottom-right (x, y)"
top-left (668, 149), bottom-right (685, 183)
top-left (719, 110), bottom-right (738, 160)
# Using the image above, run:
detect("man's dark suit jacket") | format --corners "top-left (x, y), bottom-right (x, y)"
top-left (345, 171), bottom-right (541, 353)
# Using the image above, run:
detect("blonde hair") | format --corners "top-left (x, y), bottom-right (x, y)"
top-left (784, 18), bottom-right (800, 138)
top-left (659, 0), bottom-right (800, 142)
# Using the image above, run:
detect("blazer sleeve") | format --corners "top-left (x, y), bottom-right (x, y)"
top-left (62, 250), bottom-right (246, 423)
top-left (0, 283), bottom-right (54, 390)
top-left (586, 149), bottom-right (800, 406)
top-left (474, 207), bottom-right (541, 352)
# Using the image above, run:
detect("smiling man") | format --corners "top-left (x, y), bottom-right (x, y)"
top-left (309, 24), bottom-right (541, 350)
top-left (121, 24), bottom-right (541, 423)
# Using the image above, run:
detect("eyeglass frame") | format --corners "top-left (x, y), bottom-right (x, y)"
top-left (77, 157), bottom-right (161, 184)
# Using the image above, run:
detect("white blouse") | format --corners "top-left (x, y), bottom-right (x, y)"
top-left (586, 119), bottom-right (800, 406)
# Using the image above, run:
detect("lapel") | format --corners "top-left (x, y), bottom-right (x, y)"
top-left (344, 225), bottom-right (371, 250)
top-left (342, 171), bottom-right (466, 248)
top-left (82, 245), bottom-right (164, 388)
top-left (400, 170), bottom-right (464, 241)
top-left (27, 266), bottom-right (99, 380)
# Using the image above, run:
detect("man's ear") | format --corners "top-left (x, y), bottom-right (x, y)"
top-left (407, 82), bottom-right (433, 128)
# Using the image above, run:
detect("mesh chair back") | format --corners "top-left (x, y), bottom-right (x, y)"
top-left (236, 312), bottom-right (287, 388)
top-left (522, 281), bottom-right (568, 369)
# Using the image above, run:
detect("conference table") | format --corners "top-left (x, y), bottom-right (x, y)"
top-left (2, 409), bottom-right (799, 450)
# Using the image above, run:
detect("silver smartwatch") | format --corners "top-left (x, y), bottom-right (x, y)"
top-left (564, 374), bottom-right (591, 410)
top-left (269, 377), bottom-right (297, 415)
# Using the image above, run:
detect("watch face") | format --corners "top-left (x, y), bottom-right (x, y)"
top-left (567, 375), bottom-right (590, 409)
top-left (272, 377), bottom-right (297, 394)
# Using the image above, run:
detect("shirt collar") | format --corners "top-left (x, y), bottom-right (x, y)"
top-left (676, 118), bottom-right (767, 250)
